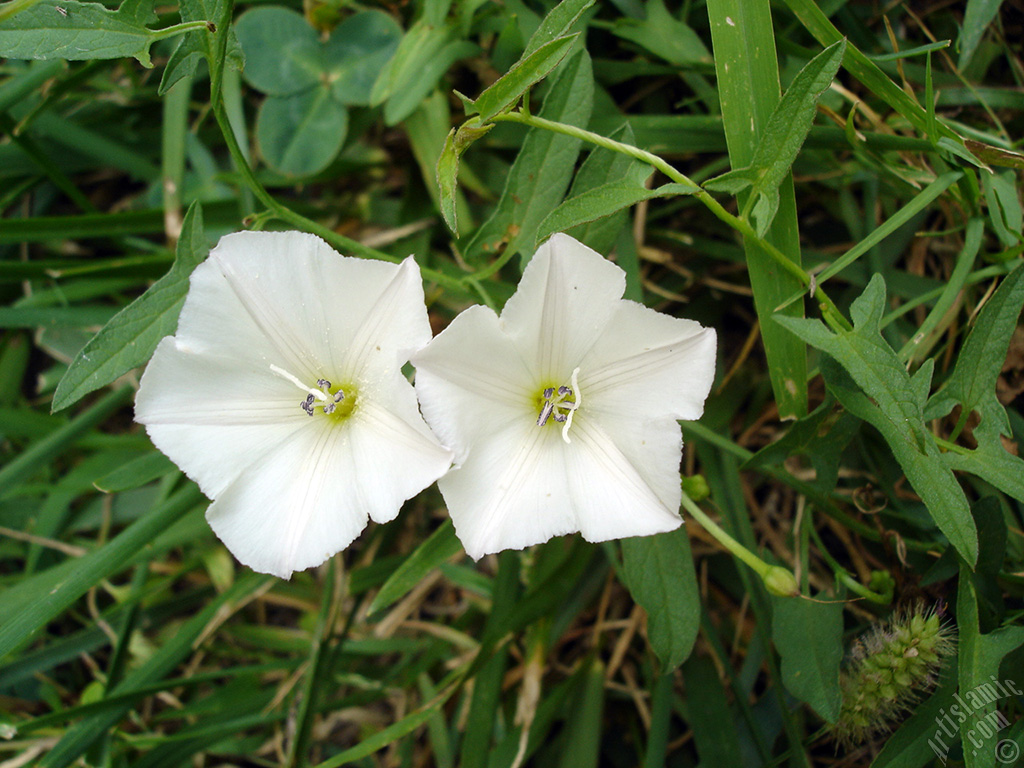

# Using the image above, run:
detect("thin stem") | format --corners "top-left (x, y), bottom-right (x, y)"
top-left (490, 110), bottom-right (853, 331)
top-left (461, 241), bottom-right (519, 283)
top-left (809, 524), bottom-right (892, 604)
top-left (681, 490), bottom-right (798, 596)
top-left (211, 102), bottom-right (466, 292)
top-left (149, 20), bottom-right (214, 42)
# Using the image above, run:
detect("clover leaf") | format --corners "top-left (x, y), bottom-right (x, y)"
top-left (236, 7), bottom-right (401, 176)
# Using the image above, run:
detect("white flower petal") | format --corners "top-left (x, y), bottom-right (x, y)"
top-left (137, 231), bottom-right (447, 576)
top-left (500, 234), bottom-right (625, 379)
top-left (195, 374), bottom-right (449, 579)
top-left (438, 420), bottom-right (577, 560)
top-left (182, 233), bottom-right (432, 383)
top-left (581, 300), bottom-right (717, 422)
top-left (413, 304), bottom-right (536, 465)
top-left (205, 420), bottom-right (367, 579)
top-left (567, 415), bottom-right (682, 542)
top-left (340, 256), bottom-right (434, 381)
top-left (136, 337), bottom-right (308, 497)
top-left (178, 231), bottom-right (335, 380)
top-left (344, 376), bottom-right (453, 524)
top-left (410, 233), bottom-right (715, 558)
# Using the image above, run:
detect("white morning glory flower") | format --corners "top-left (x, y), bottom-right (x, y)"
top-left (412, 233), bottom-right (717, 560)
top-left (135, 231), bottom-right (453, 578)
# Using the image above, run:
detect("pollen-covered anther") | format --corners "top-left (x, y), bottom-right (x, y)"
top-left (536, 368), bottom-right (582, 442)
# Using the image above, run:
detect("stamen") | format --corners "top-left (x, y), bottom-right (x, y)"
top-left (537, 401), bottom-right (554, 427)
top-left (301, 394), bottom-right (316, 416)
top-left (535, 367), bottom-right (583, 441)
top-left (271, 364), bottom-right (349, 416)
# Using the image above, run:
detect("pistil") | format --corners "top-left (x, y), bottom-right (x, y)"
top-left (536, 368), bottom-right (582, 443)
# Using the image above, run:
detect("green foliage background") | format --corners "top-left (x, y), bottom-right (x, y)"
top-left (1, 0), bottom-right (1023, 765)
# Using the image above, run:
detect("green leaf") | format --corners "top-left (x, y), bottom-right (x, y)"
top-left (743, 397), bottom-right (860, 496)
top-left (235, 6), bottom-right (322, 96)
top-left (0, 485), bottom-right (203, 660)
top-left (771, 592), bottom-right (843, 722)
top-left (0, 0), bottom-right (163, 65)
top-left (472, 33), bottom-right (578, 122)
top-left (707, 0), bottom-right (807, 420)
top-left (958, 0), bottom-right (1005, 69)
top-left (437, 128), bottom-right (461, 234)
top-left (702, 166), bottom-right (755, 194)
top-left (612, 0), bottom-right (711, 67)
top-left (777, 275), bottom-right (978, 565)
top-left (745, 38), bottom-right (845, 236)
top-left (557, 658), bottom-right (604, 768)
top-left (536, 181), bottom-right (693, 247)
top-left (92, 451), bottom-right (177, 492)
top-left (436, 119), bottom-right (493, 235)
top-left (256, 88), bottom-right (348, 176)
top-left (621, 526), bottom-right (699, 671)
top-left (51, 203), bottom-right (208, 413)
top-left (925, 262), bottom-right (1024, 503)
top-left (370, 20), bottom-right (479, 125)
top-left (982, 170), bottom-right (1024, 248)
top-left (51, 201), bottom-right (205, 411)
top-left (957, 565), bottom-right (1024, 768)
top-left (681, 654), bottom-right (743, 767)
top-left (520, 0), bottom-right (594, 58)
top-left (368, 520), bottom-right (462, 615)
top-left (463, 50), bottom-right (594, 265)
top-left (325, 10), bottom-right (402, 107)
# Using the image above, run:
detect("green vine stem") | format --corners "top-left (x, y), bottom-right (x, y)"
top-left (489, 110), bottom-right (853, 332)
top-left (680, 490), bottom-right (799, 597)
top-left (809, 522), bottom-right (893, 604)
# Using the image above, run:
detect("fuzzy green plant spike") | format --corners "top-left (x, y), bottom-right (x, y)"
top-left (830, 604), bottom-right (956, 748)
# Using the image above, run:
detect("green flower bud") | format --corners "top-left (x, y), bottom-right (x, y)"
top-left (762, 565), bottom-right (799, 597)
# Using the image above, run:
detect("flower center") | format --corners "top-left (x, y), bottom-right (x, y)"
top-left (270, 365), bottom-right (357, 422)
top-left (535, 367), bottom-right (581, 443)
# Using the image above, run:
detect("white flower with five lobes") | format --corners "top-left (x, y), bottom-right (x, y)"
top-left (135, 231), bottom-right (453, 579)
top-left (412, 234), bottom-right (717, 560)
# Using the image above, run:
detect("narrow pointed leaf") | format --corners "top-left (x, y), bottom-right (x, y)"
top-left (777, 275), bottom-right (978, 565)
top-left (473, 34), bottom-right (578, 122)
top-left (52, 203), bottom-right (208, 412)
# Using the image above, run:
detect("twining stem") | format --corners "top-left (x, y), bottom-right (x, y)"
top-left (210, 102), bottom-right (469, 294)
top-left (680, 490), bottom-right (799, 597)
top-left (809, 523), bottom-right (893, 604)
top-left (489, 110), bottom-right (853, 332)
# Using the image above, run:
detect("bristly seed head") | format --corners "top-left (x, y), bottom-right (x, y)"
top-left (829, 602), bottom-right (956, 750)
